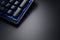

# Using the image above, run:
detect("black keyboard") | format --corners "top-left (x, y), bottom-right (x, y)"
top-left (0, 0), bottom-right (33, 24)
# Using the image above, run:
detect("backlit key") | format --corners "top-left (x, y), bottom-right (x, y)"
top-left (14, 1), bottom-right (20, 5)
top-left (13, 7), bottom-right (21, 17)
top-left (7, 9), bottom-right (13, 15)
top-left (20, 0), bottom-right (28, 7)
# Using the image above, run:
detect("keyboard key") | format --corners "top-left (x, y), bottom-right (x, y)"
top-left (7, 9), bottom-right (13, 15)
top-left (14, 1), bottom-right (20, 6)
top-left (20, 0), bottom-right (28, 7)
top-left (0, 1), bottom-right (7, 6)
top-left (11, 5), bottom-right (17, 10)
top-left (9, 0), bottom-right (15, 4)
top-left (5, 3), bottom-right (11, 8)
top-left (9, 0), bottom-right (14, 2)
top-left (13, 7), bottom-right (21, 17)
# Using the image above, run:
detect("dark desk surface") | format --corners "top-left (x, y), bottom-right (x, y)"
top-left (0, 0), bottom-right (59, 40)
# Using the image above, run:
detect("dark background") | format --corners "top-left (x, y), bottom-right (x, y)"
top-left (0, 0), bottom-right (60, 40)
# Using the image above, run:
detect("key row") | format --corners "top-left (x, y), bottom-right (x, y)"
top-left (0, 6), bottom-right (22, 18)
top-left (0, 0), bottom-right (28, 8)
top-left (7, 7), bottom-right (22, 18)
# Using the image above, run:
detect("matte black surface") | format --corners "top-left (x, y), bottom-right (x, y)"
top-left (0, 0), bottom-right (60, 40)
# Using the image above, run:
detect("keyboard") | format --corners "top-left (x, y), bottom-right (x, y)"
top-left (0, 0), bottom-right (33, 24)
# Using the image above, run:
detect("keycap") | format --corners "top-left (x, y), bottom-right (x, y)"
top-left (11, 5), bottom-right (17, 10)
top-left (9, 0), bottom-right (14, 2)
top-left (9, 0), bottom-right (15, 4)
top-left (7, 9), bottom-right (13, 15)
top-left (0, 1), bottom-right (7, 6)
top-left (20, 0), bottom-right (28, 7)
top-left (5, 3), bottom-right (11, 8)
top-left (14, 1), bottom-right (20, 6)
top-left (13, 7), bottom-right (21, 17)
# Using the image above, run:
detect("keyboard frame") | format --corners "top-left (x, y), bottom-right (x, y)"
top-left (0, 0), bottom-right (33, 24)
